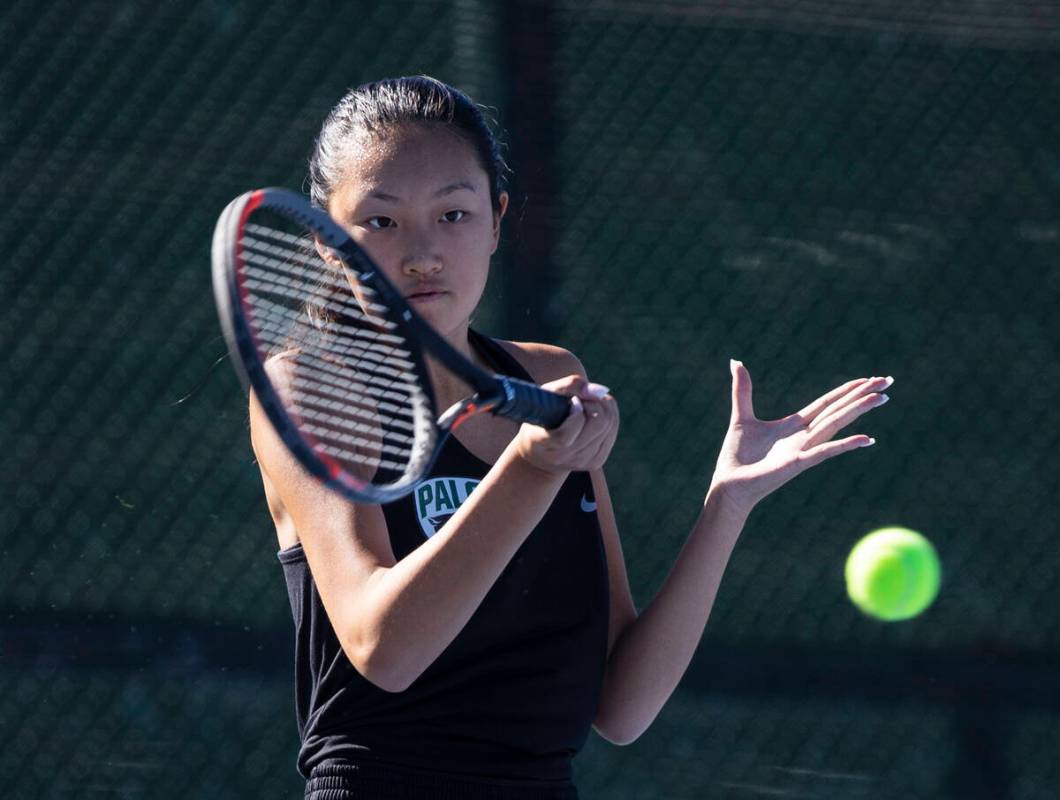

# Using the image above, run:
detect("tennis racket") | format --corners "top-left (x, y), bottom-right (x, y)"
top-left (211, 187), bottom-right (571, 504)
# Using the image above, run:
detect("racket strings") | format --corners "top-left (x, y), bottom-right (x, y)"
top-left (237, 217), bottom-right (433, 484)
top-left (242, 226), bottom-right (398, 318)
top-left (241, 234), bottom-right (396, 322)
top-left (242, 260), bottom-right (420, 415)
top-left (251, 312), bottom-right (420, 402)
top-left (240, 231), bottom-right (412, 357)
top-left (280, 353), bottom-right (417, 426)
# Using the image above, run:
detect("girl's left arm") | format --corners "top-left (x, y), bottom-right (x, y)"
top-left (591, 470), bottom-right (748, 745)
top-left (592, 361), bottom-right (893, 745)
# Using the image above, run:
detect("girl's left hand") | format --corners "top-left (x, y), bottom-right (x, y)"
top-left (709, 361), bottom-right (893, 515)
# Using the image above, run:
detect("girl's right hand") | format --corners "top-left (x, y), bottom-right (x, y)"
top-left (513, 375), bottom-right (619, 474)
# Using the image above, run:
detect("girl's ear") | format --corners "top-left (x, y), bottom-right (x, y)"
top-left (314, 236), bottom-right (343, 269)
top-left (491, 191), bottom-right (509, 253)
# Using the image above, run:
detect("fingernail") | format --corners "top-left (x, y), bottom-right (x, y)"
top-left (585, 382), bottom-right (610, 399)
top-left (877, 393), bottom-right (889, 404)
top-left (570, 396), bottom-right (584, 415)
top-left (881, 376), bottom-right (894, 388)
top-left (861, 437), bottom-right (876, 447)
top-left (730, 358), bottom-right (743, 370)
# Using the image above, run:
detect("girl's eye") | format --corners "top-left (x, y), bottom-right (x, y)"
top-left (365, 216), bottom-right (395, 230)
top-left (441, 210), bottom-right (466, 223)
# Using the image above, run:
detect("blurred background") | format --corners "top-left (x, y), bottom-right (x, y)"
top-left (2, 1), bottom-right (1059, 797)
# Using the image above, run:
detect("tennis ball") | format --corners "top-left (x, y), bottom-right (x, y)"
top-left (845, 527), bottom-right (940, 621)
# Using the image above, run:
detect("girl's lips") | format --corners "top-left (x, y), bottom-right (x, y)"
top-left (406, 290), bottom-right (447, 303)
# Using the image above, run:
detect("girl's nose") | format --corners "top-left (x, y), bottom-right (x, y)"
top-left (401, 251), bottom-right (443, 276)
top-left (400, 228), bottom-right (443, 276)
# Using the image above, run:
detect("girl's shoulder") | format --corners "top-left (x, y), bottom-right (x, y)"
top-left (489, 338), bottom-right (588, 384)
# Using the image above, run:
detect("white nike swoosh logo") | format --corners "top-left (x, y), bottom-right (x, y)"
top-left (580, 495), bottom-right (597, 513)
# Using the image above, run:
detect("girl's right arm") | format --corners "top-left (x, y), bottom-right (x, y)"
top-left (251, 370), bottom-right (618, 692)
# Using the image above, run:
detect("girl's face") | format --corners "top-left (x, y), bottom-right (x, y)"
top-left (328, 124), bottom-right (507, 338)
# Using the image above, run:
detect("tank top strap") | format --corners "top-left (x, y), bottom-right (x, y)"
top-left (468, 328), bottom-right (535, 383)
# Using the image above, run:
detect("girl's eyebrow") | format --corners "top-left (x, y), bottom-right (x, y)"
top-left (434, 181), bottom-right (476, 197)
top-left (366, 181), bottom-right (477, 203)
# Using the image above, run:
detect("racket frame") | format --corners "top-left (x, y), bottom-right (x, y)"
top-left (213, 189), bottom-right (440, 503)
top-left (212, 187), bottom-right (568, 505)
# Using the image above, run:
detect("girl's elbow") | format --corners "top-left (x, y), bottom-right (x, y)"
top-left (342, 636), bottom-right (420, 693)
top-left (593, 713), bottom-right (647, 746)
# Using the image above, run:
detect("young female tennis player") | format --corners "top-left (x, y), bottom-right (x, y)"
top-left (255, 76), bottom-right (892, 799)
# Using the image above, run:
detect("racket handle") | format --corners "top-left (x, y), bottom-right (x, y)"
top-left (493, 377), bottom-right (572, 429)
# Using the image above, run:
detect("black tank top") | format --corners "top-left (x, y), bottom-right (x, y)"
top-left (277, 330), bottom-right (610, 782)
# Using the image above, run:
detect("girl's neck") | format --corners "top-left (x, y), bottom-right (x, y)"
top-left (426, 321), bottom-right (490, 411)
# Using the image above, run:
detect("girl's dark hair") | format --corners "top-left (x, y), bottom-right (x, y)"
top-left (308, 75), bottom-right (507, 212)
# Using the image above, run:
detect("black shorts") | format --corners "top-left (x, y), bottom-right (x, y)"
top-left (304, 760), bottom-right (579, 800)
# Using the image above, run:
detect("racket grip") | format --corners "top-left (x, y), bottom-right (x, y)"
top-left (493, 377), bottom-right (572, 429)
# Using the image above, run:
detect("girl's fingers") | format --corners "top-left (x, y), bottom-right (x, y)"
top-left (572, 397), bottom-right (615, 444)
top-left (570, 423), bottom-right (619, 471)
top-left (578, 382), bottom-right (611, 401)
top-left (550, 395), bottom-right (586, 447)
top-left (558, 396), bottom-right (619, 468)
top-left (729, 360), bottom-right (755, 424)
top-left (790, 376), bottom-right (892, 429)
top-left (804, 391), bottom-right (888, 449)
top-left (797, 434), bottom-right (876, 470)
top-left (542, 374), bottom-right (588, 397)
top-left (793, 378), bottom-right (868, 424)
top-left (581, 429), bottom-right (617, 470)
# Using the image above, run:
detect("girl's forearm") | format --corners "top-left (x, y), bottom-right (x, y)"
top-left (352, 443), bottom-right (566, 691)
top-left (593, 485), bottom-right (751, 744)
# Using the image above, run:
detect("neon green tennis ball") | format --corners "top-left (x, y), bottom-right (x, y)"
top-left (845, 527), bottom-right (940, 621)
